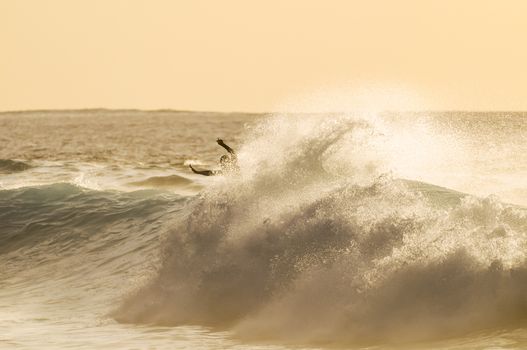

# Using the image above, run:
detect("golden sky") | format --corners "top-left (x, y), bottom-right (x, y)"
top-left (1, 0), bottom-right (526, 112)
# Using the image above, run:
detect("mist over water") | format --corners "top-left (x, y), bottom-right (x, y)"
top-left (1, 109), bottom-right (527, 349)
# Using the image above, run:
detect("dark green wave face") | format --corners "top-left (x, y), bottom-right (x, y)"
top-left (0, 184), bottom-right (182, 256)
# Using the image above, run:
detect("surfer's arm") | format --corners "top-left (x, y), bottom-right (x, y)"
top-left (189, 164), bottom-right (216, 176)
top-left (217, 139), bottom-right (235, 155)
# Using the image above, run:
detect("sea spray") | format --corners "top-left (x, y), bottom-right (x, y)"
top-left (115, 114), bottom-right (527, 345)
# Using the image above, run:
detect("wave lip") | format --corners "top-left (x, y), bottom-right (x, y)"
top-left (0, 159), bottom-right (32, 173)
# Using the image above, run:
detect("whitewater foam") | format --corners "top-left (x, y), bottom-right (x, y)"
top-left (115, 114), bottom-right (527, 345)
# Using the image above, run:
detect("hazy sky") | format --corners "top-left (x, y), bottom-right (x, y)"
top-left (2, 0), bottom-right (527, 112)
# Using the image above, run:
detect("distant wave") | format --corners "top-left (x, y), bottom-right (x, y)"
top-left (115, 114), bottom-right (527, 345)
top-left (0, 159), bottom-right (32, 173)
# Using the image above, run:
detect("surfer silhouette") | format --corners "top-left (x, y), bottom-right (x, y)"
top-left (189, 139), bottom-right (239, 176)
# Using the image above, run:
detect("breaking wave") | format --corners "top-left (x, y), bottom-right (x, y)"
top-left (115, 114), bottom-right (527, 345)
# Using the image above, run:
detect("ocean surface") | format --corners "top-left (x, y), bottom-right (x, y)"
top-left (1, 109), bottom-right (527, 349)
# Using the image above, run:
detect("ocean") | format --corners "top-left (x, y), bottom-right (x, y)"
top-left (1, 109), bottom-right (527, 349)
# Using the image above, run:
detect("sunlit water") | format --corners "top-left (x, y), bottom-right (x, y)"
top-left (1, 110), bottom-right (527, 349)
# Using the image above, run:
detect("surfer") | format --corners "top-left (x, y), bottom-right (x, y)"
top-left (189, 138), bottom-right (238, 176)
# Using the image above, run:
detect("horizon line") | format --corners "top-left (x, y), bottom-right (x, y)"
top-left (1, 107), bottom-right (527, 115)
